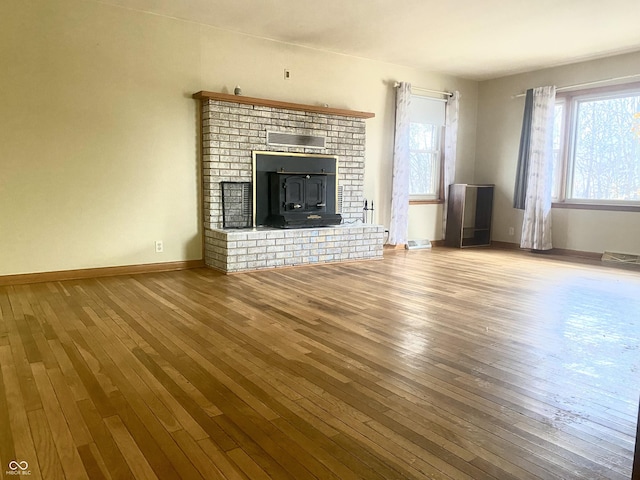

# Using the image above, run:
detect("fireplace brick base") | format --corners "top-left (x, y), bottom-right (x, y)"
top-left (205, 225), bottom-right (384, 273)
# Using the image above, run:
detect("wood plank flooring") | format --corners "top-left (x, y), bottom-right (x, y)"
top-left (0, 248), bottom-right (638, 479)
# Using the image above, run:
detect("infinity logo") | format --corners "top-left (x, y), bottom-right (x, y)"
top-left (8, 461), bottom-right (29, 471)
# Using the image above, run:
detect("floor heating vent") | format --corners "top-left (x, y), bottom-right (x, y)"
top-left (406, 239), bottom-right (432, 250)
top-left (602, 251), bottom-right (640, 264)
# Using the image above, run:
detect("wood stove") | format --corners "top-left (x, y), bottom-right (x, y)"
top-left (253, 151), bottom-right (342, 228)
top-left (266, 172), bottom-right (341, 228)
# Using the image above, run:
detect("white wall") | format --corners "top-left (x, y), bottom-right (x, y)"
top-left (475, 51), bottom-right (640, 254)
top-left (0, 0), bottom-right (477, 276)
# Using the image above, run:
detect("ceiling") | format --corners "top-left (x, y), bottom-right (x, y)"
top-left (96, 0), bottom-right (640, 80)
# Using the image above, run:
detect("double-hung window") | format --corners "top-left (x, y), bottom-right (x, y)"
top-left (409, 95), bottom-right (445, 202)
top-left (552, 83), bottom-right (640, 208)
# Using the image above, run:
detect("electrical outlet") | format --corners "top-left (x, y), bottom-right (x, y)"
top-left (284, 69), bottom-right (291, 80)
top-left (155, 240), bottom-right (164, 253)
top-left (508, 227), bottom-right (515, 236)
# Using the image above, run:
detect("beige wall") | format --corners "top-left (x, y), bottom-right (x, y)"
top-left (1, 0), bottom-right (202, 276)
top-left (0, 0), bottom-right (477, 276)
top-left (476, 51), bottom-right (640, 254)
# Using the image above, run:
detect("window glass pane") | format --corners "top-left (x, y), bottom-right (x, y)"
top-left (409, 123), bottom-right (437, 151)
top-left (410, 150), bottom-right (438, 195)
top-left (409, 122), bottom-right (441, 196)
top-left (570, 93), bottom-right (640, 201)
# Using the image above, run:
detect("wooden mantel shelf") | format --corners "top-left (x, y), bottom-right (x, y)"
top-left (193, 91), bottom-right (375, 119)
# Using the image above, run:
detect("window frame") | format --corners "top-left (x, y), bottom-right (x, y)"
top-left (408, 95), bottom-right (446, 205)
top-left (552, 81), bottom-right (640, 212)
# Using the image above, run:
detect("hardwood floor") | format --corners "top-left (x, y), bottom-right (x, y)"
top-left (0, 248), bottom-right (638, 479)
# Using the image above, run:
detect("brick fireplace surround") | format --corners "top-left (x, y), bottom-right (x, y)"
top-left (194, 91), bottom-right (384, 273)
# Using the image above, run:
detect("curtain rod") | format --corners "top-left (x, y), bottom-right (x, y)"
top-left (394, 82), bottom-right (453, 98)
top-left (512, 73), bottom-right (640, 98)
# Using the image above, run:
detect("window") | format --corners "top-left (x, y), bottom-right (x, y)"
top-left (409, 95), bottom-right (445, 201)
top-left (552, 83), bottom-right (640, 207)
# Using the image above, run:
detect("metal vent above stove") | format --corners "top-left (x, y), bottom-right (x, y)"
top-left (267, 131), bottom-right (326, 149)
